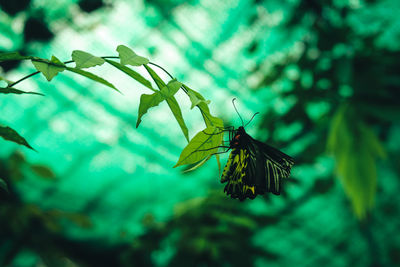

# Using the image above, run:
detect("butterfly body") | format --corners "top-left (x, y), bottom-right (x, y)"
top-left (221, 126), bottom-right (294, 201)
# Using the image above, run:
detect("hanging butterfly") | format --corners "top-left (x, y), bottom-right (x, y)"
top-left (219, 99), bottom-right (294, 201)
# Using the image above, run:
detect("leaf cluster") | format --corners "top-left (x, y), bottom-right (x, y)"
top-left (0, 45), bottom-right (225, 168)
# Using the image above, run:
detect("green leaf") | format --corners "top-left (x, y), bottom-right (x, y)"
top-left (166, 97), bottom-right (189, 142)
top-left (174, 126), bottom-right (223, 167)
top-left (184, 85), bottom-right (222, 128)
top-left (187, 88), bottom-right (211, 109)
top-left (143, 65), bottom-right (189, 140)
top-left (66, 67), bottom-right (120, 93)
top-left (0, 87), bottom-right (44, 96)
top-left (0, 125), bottom-right (35, 150)
top-left (0, 52), bottom-right (31, 62)
top-left (136, 92), bottom-right (165, 128)
top-left (327, 104), bottom-right (385, 219)
top-left (30, 164), bottom-right (56, 180)
top-left (105, 59), bottom-right (155, 91)
top-left (31, 56), bottom-right (66, 81)
top-left (208, 116), bottom-right (224, 128)
top-left (143, 64), bottom-right (166, 89)
top-left (117, 45), bottom-right (149, 66)
top-left (160, 79), bottom-right (182, 98)
top-left (72, 50), bottom-right (105, 68)
top-left (0, 178), bottom-right (9, 193)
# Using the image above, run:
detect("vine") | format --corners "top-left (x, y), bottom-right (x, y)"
top-left (0, 45), bottom-right (224, 171)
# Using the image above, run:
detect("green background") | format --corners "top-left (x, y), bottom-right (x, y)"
top-left (1, 0), bottom-right (399, 266)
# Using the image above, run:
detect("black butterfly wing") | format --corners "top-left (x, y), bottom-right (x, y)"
top-left (221, 146), bottom-right (258, 200)
top-left (221, 132), bottom-right (294, 200)
top-left (249, 136), bottom-right (294, 195)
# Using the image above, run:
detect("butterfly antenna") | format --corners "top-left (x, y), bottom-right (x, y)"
top-left (232, 98), bottom-right (244, 126)
top-left (244, 112), bottom-right (259, 128)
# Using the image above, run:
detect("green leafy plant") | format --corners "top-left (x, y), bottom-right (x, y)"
top-left (0, 45), bottom-right (224, 168)
top-left (327, 104), bottom-right (386, 219)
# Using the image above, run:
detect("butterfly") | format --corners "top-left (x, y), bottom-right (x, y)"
top-left (220, 101), bottom-right (294, 201)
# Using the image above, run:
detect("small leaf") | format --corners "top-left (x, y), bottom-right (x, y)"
top-left (0, 87), bottom-right (44, 96)
top-left (31, 56), bottom-right (66, 81)
top-left (187, 89), bottom-right (211, 109)
top-left (328, 104), bottom-right (385, 219)
top-left (166, 97), bottom-right (189, 142)
top-left (117, 45), bottom-right (149, 66)
top-left (72, 50), bottom-right (105, 68)
top-left (0, 125), bottom-right (35, 150)
top-left (160, 79), bottom-right (182, 98)
top-left (0, 178), bottom-right (9, 193)
top-left (143, 65), bottom-right (189, 140)
top-left (184, 85), bottom-right (221, 128)
top-left (0, 52), bottom-right (31, 62)
top-left (66, 67), bottom-right (120, 93)
top-left (105, 59), bottom-right (155, 91)
top-left (143, 64), bottom-right (165, 89)
top-left (174, 126), bottom-right (223, 167)
top-left (136, 92), bottom-right (165, 128)
top-left (30, 164), bottom-right (56, 180)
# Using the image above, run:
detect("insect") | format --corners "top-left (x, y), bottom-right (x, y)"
top-left (220, 99), bottom-right (294, 201)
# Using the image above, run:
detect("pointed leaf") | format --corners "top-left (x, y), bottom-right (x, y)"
top-left (105, 59), bottom-right (155, 91)
top-left (143, 65), bottom-right (189, 140)
top-left (166, 96), bottom-right (189, 142)
top-left (0, 125), bottom-right (35, 150)
top-left (184, 85), bottom-right (221, 128)
top-left (187, 88), bottom-right (211, 109)
top-left (160, 79), bottom-right (182, 98)
top-left (117, 45), bottom-right (149, 66)
top-left (136, 92), bottom-right (165, 128)
top-left (0, 52), bottom-right (31, 62)
top-left (328, 105), bottom-right (385, 219)
top-left (31, 56), bottom-right (66, 81)
top-left (66, 67), bottom-right (120, 93)
top-left (72, 50), bottom-right (105, 68)
top-left (0, 87), bottom-right (44, 96)
top-left (143, 64), bottom-right (166, 89)
top-left (174, 126), bottom-right (223, 167)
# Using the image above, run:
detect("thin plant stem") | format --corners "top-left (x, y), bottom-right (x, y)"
top-left (8, 71), bottom-right (41, 88)
top-left (148, 62), bottom-right (174, 79)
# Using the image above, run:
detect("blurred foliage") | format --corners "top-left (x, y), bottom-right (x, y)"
top-left (0, 150), bottom-right (302, 266)
top-left (0, 152), bottom-right (92, 266)
top-left (327, 104), bottom-right (385, 218)
top-left (0, 0), bottom-right (109, 72)
top-left (133, 193), bottom-right (280, 267)
top-left (249, 0), bottom-right (397, 220)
